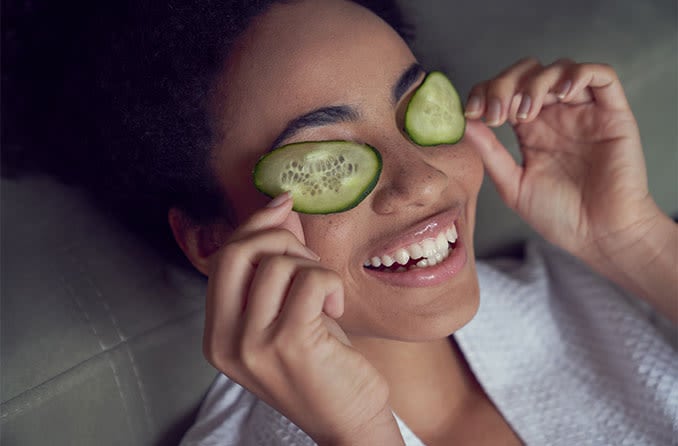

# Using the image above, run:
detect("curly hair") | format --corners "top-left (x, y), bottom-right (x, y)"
top-left (4, 0), bottom-right (413, 258)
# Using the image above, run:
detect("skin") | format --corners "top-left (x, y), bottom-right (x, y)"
top-left (168, 0), bottom-right (678, 444)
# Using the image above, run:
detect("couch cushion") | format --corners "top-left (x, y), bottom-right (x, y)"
top-left (1, 176), bottom-right (216, 445)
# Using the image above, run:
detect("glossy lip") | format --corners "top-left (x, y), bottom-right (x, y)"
top-left (361, 207), bottom-right (468, 288)
top-left (365, 207), bottom-right (461, 260)
top-left (363, 233), bottom-right (467, 288)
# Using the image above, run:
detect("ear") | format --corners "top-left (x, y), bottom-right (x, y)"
top-left (168, 207), bottom-right (232, 276)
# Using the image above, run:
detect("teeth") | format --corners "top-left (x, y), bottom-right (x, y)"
top-left (416, 259), bottom-right (429, 268)
top-left (394, 248), bottom-right (410, 265)
top-left (364, 223), bottom-right (459, 270)
top-left (445, 225), bottom-right (458, 243)
top-left (409, 243), bottom-right (424, 259)
top-left (435, 232), bottom-right (448, 251)
top-left (421, 239), bottom-right (437, 257)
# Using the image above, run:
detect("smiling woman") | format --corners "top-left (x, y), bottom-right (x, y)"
top-left (18, 0), bottom-right (674, 445)
top-left (161, 1), bottom-right (678, 445)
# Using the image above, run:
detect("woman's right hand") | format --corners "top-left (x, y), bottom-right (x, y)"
top-left (202, 193), bottom-right (404, 445)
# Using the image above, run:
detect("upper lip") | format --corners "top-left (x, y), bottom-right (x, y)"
top-left (365, 207), bottom-right (462, 260)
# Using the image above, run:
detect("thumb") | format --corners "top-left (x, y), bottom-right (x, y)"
top-left (473, 124), bottom-right (522, 210)
top-left (278, 208), bottom-right (307, 246)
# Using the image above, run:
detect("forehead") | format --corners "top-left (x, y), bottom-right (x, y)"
top-left (210, 0), bottom-right (416, 159)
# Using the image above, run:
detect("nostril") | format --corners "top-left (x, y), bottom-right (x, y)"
top-left (370, 160), bottom-right (448, 214)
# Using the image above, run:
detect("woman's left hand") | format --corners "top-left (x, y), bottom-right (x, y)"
top-left (466, 58), bottom-right (678, 322)
top-left (465, 58), bottom-right (662, 262)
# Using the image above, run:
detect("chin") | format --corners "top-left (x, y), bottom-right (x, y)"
top-left (342, 266), bottom-right (481, 343)
top-left (400, 280), bottom-right (481, 342)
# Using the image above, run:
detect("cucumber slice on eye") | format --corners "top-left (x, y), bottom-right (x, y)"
top-left (404, 71), bottom-right (466, 146)
top-left (253, 141), bottom-right (382, 214)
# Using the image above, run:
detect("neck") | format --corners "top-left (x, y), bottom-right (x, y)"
top-left (349, 334), bottom-right (481, 433)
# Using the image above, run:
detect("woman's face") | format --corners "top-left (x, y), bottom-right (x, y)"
top-left (210, 0), bottom-right (489, 341)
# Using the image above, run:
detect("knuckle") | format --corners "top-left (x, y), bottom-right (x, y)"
top-left (297, 266), bottom-right (337, 288)
top-left (202, 337), bottom-right (229, 371)
top-left (551, 57), bottom-right (575, 67)
top-left (487, 76), bottom-right (514, 94)
top-left (239, 346), bottom-right (261, 371)
top-left (220, 240), bottom-right (248, 264)
top-left (267, 227), bottom-right (294, 241)
top-left (237, 337), bottom-right (267, 371)
top-left (519, 56), bottom-right (541, 66)
top-left (595, 62), bottom-right (617, 78)
top-left (572, 62), bottom-right (616, 78)
top-left (258, 254), bottom-right (292, 277)
top-left (469, 81), bottom-right (488, 96)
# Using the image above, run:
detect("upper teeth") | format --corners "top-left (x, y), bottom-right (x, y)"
top-left (364, 223), bottom-right (458, 268)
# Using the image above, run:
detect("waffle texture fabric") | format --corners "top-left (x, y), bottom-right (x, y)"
top-left (180, 240), bottom-right (678, 445)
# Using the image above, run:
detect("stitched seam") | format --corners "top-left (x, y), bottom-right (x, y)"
top-left (0, 307), bottom-right (204, 420)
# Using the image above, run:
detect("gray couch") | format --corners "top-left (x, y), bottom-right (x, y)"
top-left (2, 1), bottom-right (676, 445)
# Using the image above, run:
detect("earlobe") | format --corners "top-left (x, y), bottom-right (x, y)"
top-left (168, 207), bottom-right (232, 276)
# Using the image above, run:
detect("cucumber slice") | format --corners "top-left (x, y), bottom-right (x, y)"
top-left (253, 141), bottom-right (382, 214)
top-left (404, 71), bottom-right (466, 146)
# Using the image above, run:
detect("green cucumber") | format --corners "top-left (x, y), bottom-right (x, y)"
top-left (253, 141), bottom-right (382, 214)
top-left (404, 71), bottom-right (466, 146)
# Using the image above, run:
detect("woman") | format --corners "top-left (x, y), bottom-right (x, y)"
top-left (95, 0), bottom-right (676, 444)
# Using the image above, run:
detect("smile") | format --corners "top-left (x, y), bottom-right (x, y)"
top-left (363, 223), bottom-right (458, 272)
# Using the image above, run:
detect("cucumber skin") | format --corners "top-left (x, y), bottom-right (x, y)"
top-left (253, 141), bottom-right (382, 215)
top-left (404, 71), bottom-right (466, 147)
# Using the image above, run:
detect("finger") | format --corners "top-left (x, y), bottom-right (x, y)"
top-left (204, 229), bottom-right (320, 359)
top-left (474, 129), bottom-right (523, 210)
top-left (234, 192), bottom-right (308, 247)
top-left (277, 267), bottom-right (345, 329)
top-left (230, 192), bottom-right (293, 240)
top-left (243, 255), bottom-right (321, 335)
top-left (475, 57), bottom-right (543, 127)
top-left (558, 63), bottom-right (629, 110)
top-left (514, 58), bottom-right (575, 123)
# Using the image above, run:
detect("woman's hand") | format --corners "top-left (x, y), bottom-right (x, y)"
top-left (202, 193), bottom-right (404, 445)
top-left (467, 58), bottom-right (677, 321)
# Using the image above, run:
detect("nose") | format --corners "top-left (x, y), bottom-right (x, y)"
top-left (370, 145), bottom-right (448, 215)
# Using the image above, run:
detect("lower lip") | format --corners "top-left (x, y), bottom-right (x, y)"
top-left (363, 237), bottom-right (468, 287)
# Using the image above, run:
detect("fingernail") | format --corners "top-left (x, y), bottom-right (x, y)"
top-left (305, 248), bottom-right (321, 261)
top-left (557, 80), bottom-right (572, 100)
top-left (516, 94), bottom-right (532, 120)
top-left (486, 98), bottom-right (502, 126)
top-left (266, 192), bottom-right (291, 208)
top-left (464, 96), bottom-right (481, 116)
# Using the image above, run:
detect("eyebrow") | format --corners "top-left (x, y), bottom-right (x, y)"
top-left (269, 63), bottom-right (425, 150)
top-left (269, 105), bottom-right (360, 150)
top-left (392, 62), bottom-right (425, 104)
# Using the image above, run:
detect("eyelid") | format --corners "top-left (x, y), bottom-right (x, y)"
top-left (396, 71), bottom-right (427, 127)
top-left (399, 70), bottom-right (428, 107)
top-left (272, 137), bottom-right (366, 152)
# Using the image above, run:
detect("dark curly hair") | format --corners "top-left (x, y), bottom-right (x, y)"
top-left (3, 0), bottom-right (413, 258)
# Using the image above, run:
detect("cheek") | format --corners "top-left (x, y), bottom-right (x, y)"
top-left (435, 142), bottom-right (485, 197)
top-left (299, 214), bottom-right (358, 269)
